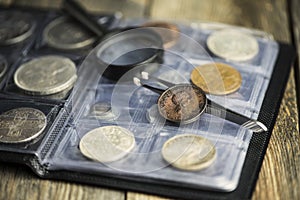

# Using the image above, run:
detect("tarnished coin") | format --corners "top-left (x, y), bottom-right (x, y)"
top-left (14, 55), bottom-right (77, 95)
top-left (190, 63), bottom-right (242, 95)
top-left (0, 11), bottom-right (34, 45)
top-left (43, 17), bottom-right (96, 50)
top-left (162, 134), bottom-right (216, 171)
top-left (80, 126), bottom-right (136, 163)
top-left (89, 102), bottom-right (119, 120)
top-left (207, 29), bottom-right (259, 61)
top-left (0, 107), bottom-right (47, 143)
top-left (158, 84), bottom-right (206, 124)
top-left (0, 56), bottom-right (7, 79)
top-left (142, 21), bottom-right (179, 48)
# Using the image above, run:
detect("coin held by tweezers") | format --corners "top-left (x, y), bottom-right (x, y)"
top-left (207, 29), bottom-right (259, 61)
top-left (80, 126), bottom-right (136, 163)
top-left (0, 107), bottom-right (47, 143)
top-left (162, 134), bottom-right (216, 171)
top-left (0, 11), bottom-right (34, 45)
top-left (158, 84), bottom-right (206, 124)
top-left (43, 17), bottom-right (96, 50)
top-left (190, 63), bottom-right (242, 95)
top-left (14, 55), bottom-right (77, 95)
top-left (142, 21), bottom-right (179, 48)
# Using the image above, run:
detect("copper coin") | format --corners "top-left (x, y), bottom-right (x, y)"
top-left (142, 21), bottom-right (179, 48)
top-left (158, 84), bottom-right (206, 124)
top-left (190, 63), bottom-right (242, 95)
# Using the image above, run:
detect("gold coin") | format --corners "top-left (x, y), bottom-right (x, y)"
top-left (190, 63), bottom-right (242, 95)
top-left (79, 126), bottom-right (135, 163)
top-left (141, 21), bottom-right (179, 48)
top-left (162, 134), bottom-right (216, 171)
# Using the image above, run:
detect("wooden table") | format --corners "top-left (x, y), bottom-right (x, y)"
top-left (0, 0), bottom-right (299, 199)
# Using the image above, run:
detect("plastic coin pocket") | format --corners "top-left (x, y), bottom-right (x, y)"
top-left (33, 11), bottom-right (118, 57)
top-left (0, 98), bottom-right (61, 154)
top-left (2, 53), bottom-right (83, 102)
top-left (0, 8), bottom-right (284, 195)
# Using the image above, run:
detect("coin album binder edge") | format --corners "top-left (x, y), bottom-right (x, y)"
top-left (0, 6), bottom-right (296, 200)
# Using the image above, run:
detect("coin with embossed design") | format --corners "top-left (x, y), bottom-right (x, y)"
top-left (14, 55), bottom-right (77, 95)
top-left (162, 134), bottom-right (216, 171)
top-left (158, 84), bottom-right (206, 124)
top-left (190, 63), bottom-right (242, 95)
top-left (43, 17), bottom-right (96, 50)
top-left (207, 29), bottom-right (259, 61)
top-left (80, 126), bottom-right (136, 163)
top-left (0, 11), bottom-right (34, 45)
top-left (0, 107), bottom-right (47, 143)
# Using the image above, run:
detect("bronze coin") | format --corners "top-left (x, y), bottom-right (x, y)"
top-left (190, 63), bottom-right (242, 95)
top-left (142, 21), bottom-right (179, 48)
top-left (158, 84), bottom-right (206, 124)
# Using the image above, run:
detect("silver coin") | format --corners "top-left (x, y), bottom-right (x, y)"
top-left (14, 55), bottom-right (77, 95)
top-left (43, 17), bottom-right (96, 50)
top-left (0, 107), bottom-right (47, 143)
top-left (89, 102), bottom-right (119, 120)
top-left (0, 56), bottom-right (7, 79)
top-left (162, 134), bottom-right (216, 171)
top-left (0, 11), bottom-right (34, 45)
top-left (80, 126), bottom-right (136, 163)
top-left (207, 29), bottom-right (259, 61)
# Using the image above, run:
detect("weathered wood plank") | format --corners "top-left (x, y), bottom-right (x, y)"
top-left (0, 163), bottom-right (124, 200)
top-left (291, 0), bottom-right (300, 119)
top-left (8, 0), bottom-right (147, 18)
top-left (128, 0), bottom-right (300, 199)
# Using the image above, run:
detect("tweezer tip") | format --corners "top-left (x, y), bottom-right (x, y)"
top-left (133, 77), bottom-right (141, 86)
top-left (242, 120), bottom-right (268, 133)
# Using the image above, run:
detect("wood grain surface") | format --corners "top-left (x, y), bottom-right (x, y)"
top-left (0, 0), bottom-right (299, 199)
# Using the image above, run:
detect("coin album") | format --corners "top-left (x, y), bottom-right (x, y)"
top-left (0, 5), bottom-right (296, 200)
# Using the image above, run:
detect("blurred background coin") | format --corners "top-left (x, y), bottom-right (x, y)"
top-left (141, 21), bottom-right (179, 48)
top-left (43, 17), bottom-right (96, 50)
top-left (0, 11), bottom-right (34, 45)
top-left (207, 29), bottom-right (259, 61)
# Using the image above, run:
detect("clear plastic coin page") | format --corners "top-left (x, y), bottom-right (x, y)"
top-left (0, 97), bottom-right (61, 155)
top-left (0, 8), bottom-right (117, 163)
top-left (42, 19), bottom-right (279, 192)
